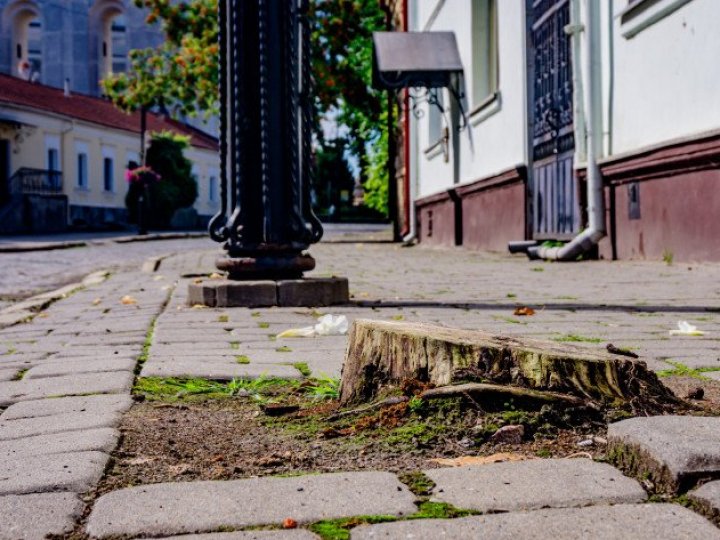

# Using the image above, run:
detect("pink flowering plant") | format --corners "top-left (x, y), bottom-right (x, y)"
top-left (125, 165), bottom-right (161, 185)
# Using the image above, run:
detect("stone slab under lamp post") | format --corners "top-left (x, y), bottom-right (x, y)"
top-left (188, 0), bottom-right (348, 308)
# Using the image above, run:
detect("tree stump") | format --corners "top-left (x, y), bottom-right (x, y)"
top-left (339, 320), bottom-right (677, 411)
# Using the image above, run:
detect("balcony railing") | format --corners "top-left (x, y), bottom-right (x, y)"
top-left (8, 168), bottom-right (63, 195)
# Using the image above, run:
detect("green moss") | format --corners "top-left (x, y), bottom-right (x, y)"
top-left (398, 471), bottom-right (435, 497)
top-left (236, 355), bottom-right (251, 365)
top-left (535, 448), bottom-right (552, 458)
top-left (531, 266), bottom-right (545, 272)
top-left (491, 315), bottom-right (526, 325)
top-left (251, 311), bottom-right (262, 318)
top-left (133, 376), bottom-right (292, 401)
top-left (229, 341), bottom-right (240, 350)
top-left (258, 322), bottom-right (270, 329)
top-left (218, 314), bottom-right (229, 323)
top-left (309, 515), bottom-right (398, 540)
top-left (293, 362), bottom-right (312, 377)
top-left (276, 346), bottom-right (292, 353)
top-left (134, 314), bottom-right (159, 375)
top-left (656, 361), bottom-right (720, 380)
top-left (552, 334), bottom-right (603, 344)
top-left (506, 293), bottom-right (517, 298)
top-left (12, 368), bottom-right (28, 380)
top-left (411, 501), bottom-right (477, 520)
top-left (391, 314), bottom-right (405, 321)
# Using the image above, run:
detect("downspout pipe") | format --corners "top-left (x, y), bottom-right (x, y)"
top-left (529, 0), bottom-right (605, 260)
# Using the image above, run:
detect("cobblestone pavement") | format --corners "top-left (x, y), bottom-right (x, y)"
top-left (0, 237), bottom-right (211, 301)
top-left (2, 238), bottom-right (720, 538)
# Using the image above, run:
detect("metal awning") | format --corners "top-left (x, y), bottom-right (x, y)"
top-left (372, 31), bottom-right (463, 90)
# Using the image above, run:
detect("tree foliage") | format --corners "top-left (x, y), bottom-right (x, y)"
top-left (107, 0), bottom-right (390, 213)
top-left (126, 131), bottom-right (198, 227)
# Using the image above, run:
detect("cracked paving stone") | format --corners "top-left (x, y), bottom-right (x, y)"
top-left (140, 359), bottom-right (301, 380)
top-left (146, 532), bottom-right (320, 540)
top-left (0, 394), bottom-right (133, 420)
top-left (23, 357), bottom-right (137, 379)
top-left (0, 427), bottom-right (119, 458)
top-left (349, 503), bottom-right (720, 540)
top-left (0, 371), bottom-right (134, 406)
top-left (0, 492), bottom-right (84, 540)
top-left (0, 450), bottom-right (109, 495)
top-left (607, 416), bottom-right (720, 493)
top-left (0, 410), bottom-right (122, 440)
top-left (425, 458), bottom-right (646, 512)
top-left (86, 471), bottom-right (417, 538)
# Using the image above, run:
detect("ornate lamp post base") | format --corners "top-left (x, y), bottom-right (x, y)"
top-left (216, 250), bottom-right (316, 281)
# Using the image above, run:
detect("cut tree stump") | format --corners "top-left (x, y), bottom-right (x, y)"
top-left (339, 320), bottom-right (677, 411)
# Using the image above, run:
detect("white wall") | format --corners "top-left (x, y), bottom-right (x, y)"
top-left (610, 0), bottom-right (720, 154)
top-left (411, 0), bottom-right (528, 198)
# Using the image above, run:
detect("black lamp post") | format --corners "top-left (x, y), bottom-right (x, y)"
top-left (191, 0), bottom-right (347, 308)
top-left (208, 0), bottom-right (322, 280)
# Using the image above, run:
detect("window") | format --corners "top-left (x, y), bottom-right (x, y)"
top-left (77, 153), bottom-right (88, 188)
top-left (209, 176), bottom-right (218, 202)
top-left (620, 0), bottom-right (693, 39)
top-left (46, 146), bottom-right (60, 189)
top-left (471, 0), bottom-right (498, 108)
top-left (103, 157), bottom-right (114, 191)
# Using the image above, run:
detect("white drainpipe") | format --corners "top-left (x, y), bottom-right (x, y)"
top-left (402, 91), bottom-right (419, 244)
top-left (530, 0), bottom-right (605, 260)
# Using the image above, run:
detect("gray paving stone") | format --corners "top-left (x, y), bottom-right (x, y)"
top-left (0, 427), bottom-right (119, 458)
top-left (0, 394), bottom-right (133, 420)
top-left (607, 415), bottom-right (720, 492)
top-left (24, 357), bottom-right (136, 379)
top-left (0, 450), bottom-right (109, 495)
top-left (689, 479), bottom-right (720, 525)
top-left (0, 372), bottom-right (134, 406)
top-left (425, 458), bottom-right (646, 512)
top-left (0, 368), bottom-right (19, 381)
top-left (349, 503), bottom-right (720, 540)
top-left (706, 371), bottom-right (720, 382)
top-left (141, 359), bottom-right (301, 380)
top-left (86, 471), bottom-right (417, 538)
top-left (0, 492), bottom-right (84, 540)
top-left (150, 532), bottom-right (319, 540)
top-left (0, 410), bottom-right (122, 440)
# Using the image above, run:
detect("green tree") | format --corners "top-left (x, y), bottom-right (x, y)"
top-left (106, 0), bottom-right (390, 213)
top-left (126, 132), bottom-right (198, 228)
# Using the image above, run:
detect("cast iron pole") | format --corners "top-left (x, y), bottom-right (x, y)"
top-left (209, 0), bottom-right (323, 279)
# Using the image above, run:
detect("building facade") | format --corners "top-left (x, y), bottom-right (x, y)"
top-left (407, 0), bottom-right (720, 261)
top-left (0, 0), bottom-right (161, 95)
top-left (0, 74), bottom-right (220, 233)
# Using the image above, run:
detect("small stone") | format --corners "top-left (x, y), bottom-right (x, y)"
top-left (490, 424), bottom-right (524, 444)
top-left (577, 439), bottom-right (594, 447)
top-left (686, 387), bottom-right (704, 400)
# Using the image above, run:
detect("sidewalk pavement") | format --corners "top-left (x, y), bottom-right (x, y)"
top-left (1, 239), bottom-right (720, 538)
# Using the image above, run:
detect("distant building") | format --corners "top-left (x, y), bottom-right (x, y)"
top-left (0, 74), bottom-right (220, 233)
top-left (400, 0), bottom-right (720, 261)
top-left (0, 0), bottom-right (160, 96)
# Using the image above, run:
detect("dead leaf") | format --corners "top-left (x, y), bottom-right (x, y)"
top-left (120, 295), bottom-right (137, 305)
top-left (513, 306), bottom-right (535, 316)
top-left (191, 304), bottom-right (207, 309)
top-left (209, 272), bottom-right (224, 280)
top-left (193, 278), bottom-right (203, 284)
top-left (36, 312), bottom-right (49, 319)
top-left (429, 452), bottom-right (530, 467)
top-left (92, 298), bottom-right (101, 306)
top-left (283, 518), bottom-right (298, 529)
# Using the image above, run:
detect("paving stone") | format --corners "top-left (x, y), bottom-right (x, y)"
top-left (0, 368), bottom-right (19, 381)
top-left (0, 371), bottom-right (134, 406)
top-left (86, 471), bottom-right (417, 538)
top-left (141, 359), bottom-right (301, 380)
top-left (24, 357), bottom-right (136, 379)
top-left (0, 428), bottom-right (119, 458)
top-left (706, 371), bottom-right (720, 382)
top-left (607, 415), bottom-right (720, 493)
top-left (0, 492), bottom-right (84, 540)
top-left (349, 503), bottom-right (720, 540)
top-left (150, 532), bottom-right (319, 540)
top-left (0, 394), bottom-right (133, 420)
top-left (689, 479), bottom-right (720, 525)
top-left (0, 450), bottom-right (109, 495)
top-left (425, 458), bottom-right (646, 512)
top-left (277, 277), bottom-right (349, 307)
top-left (0, 409), bottom-right (122, 440)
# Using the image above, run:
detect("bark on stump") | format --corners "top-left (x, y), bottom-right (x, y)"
top-left (339, 320), bottom-right (676, 411)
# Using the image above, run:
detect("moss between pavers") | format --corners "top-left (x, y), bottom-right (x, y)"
top-left (656, 361), bottom-right (720, 380)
